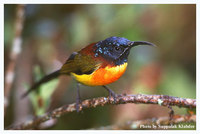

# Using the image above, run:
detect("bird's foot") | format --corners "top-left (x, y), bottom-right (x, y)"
top-left (76, 97), bottom-right (82, 112)
top-left (103, 85), bottom-right (117, 103)
top-left (76, 83), bottom-right (82, 112)
top-left (108, 89), bottom-right (117, 103)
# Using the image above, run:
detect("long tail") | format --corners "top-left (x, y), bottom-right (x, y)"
top-left (21, 70), bottom-right (60, 98)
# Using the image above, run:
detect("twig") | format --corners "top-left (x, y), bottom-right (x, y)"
top-left (92, 114), bottom-right (196, 130)
top-left (7, 94), bottom-right (196, 130)
top-left (4, 4), bottom-right (25, 115)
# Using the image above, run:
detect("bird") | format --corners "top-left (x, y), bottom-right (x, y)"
top-left (22, 36), bottom-right (155, 112)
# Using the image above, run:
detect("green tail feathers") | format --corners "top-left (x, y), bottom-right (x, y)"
top-left (21, 70), bottom-right (60, 98)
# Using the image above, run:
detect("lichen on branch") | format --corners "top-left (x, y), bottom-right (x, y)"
top-left (7, 94), bottom-right (196, 130)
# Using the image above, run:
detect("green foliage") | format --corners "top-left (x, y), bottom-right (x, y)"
top-left (29, 66), bottom-right (58, 115)
top-left (159, 65), bottom-right (195, 99)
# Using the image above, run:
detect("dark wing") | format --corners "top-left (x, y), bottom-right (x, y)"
top-left (60, 52), bottom-right (100, 75)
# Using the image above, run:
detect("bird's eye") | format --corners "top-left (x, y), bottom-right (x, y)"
top-left (114, 46), bottom-right (123, 52)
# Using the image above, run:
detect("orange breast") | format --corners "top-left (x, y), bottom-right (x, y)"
top-left (71, 62), bottom-right (128, 86)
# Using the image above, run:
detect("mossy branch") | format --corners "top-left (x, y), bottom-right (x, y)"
top-left (7, 94), bottom-right (196, 130)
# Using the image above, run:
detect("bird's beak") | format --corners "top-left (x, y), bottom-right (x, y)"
top-left (128, 41), bottom-right (156, 48)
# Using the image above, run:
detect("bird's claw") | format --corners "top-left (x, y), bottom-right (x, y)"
top-left (108, 89), bottom-right (117, 103)
top-left (76, 99), bottom-right (82, 112)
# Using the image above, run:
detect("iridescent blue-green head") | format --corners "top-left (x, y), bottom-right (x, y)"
top-left (94, 36), bottom-right (155, 65)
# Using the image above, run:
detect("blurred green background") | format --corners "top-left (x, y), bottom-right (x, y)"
top-left (4, 4), bottom-right (196, 130)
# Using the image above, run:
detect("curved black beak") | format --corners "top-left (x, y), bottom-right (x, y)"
top-left (128, 41), bottom-right (156, 48)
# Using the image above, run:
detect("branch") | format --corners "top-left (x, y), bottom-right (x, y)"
top-left (4, 4), bottom-right (25, 115)
top-left (91, 114), bottom-right (196, 130)
top-left (7, 94), bottom-right (196, 130)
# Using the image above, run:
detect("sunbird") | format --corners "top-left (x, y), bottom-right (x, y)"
top-left (22, 36), bottom-right (155, 111)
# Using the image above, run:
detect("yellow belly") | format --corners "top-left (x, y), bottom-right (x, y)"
top-left (71, 62), bottom-right (128, 86)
